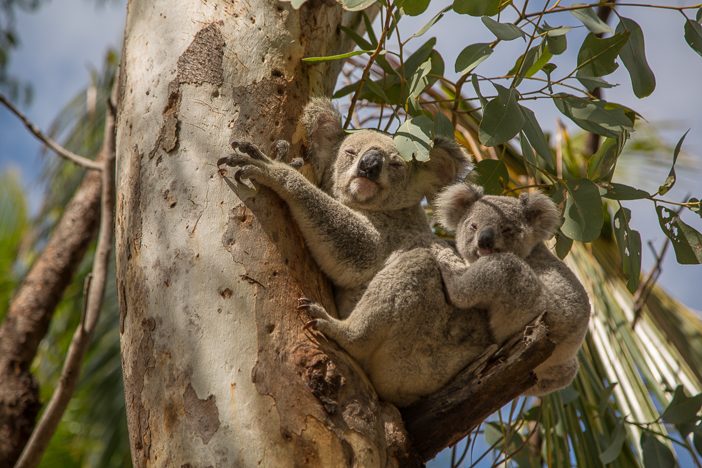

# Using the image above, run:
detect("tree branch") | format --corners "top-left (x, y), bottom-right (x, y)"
top-left (402, 317), bottom-right (555, 462)
top-left (0, 93), bottom-right (102, 170)
top-left (14, 95), bottom-right (116, 468)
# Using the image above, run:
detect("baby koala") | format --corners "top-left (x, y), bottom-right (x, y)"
top-left (434, 183), bottom-right (591, 396)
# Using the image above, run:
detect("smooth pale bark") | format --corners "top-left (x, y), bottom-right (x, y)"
top-left (116, 1), bottom-right (416, 466)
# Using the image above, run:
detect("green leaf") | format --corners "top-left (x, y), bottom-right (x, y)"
top-left (576, 32), bottom-right (629, 79)
top-left (408, 6), bottom-right (450, 40)
top-left (479, 85), bottom-right (524, 146)
top-left (434, 112), bottom-right (454, 140)
top-left (553, 94), bottom-right (634, 138)
top-left (546, 32), bottom-right (567, 55)
top-left (453, 0), bottom-right (499, 17)
top-left (641, 433), bottom-right (675, 468)
top-left (698, 7), bottom-right (702, 22)
top-left (471, 74), bottom-right (487, 107)
top-left (572, 6), bottom-right (613, 34)
top-left (613, 207), bottom-right (642, 292)
top-left (510, 41), bottom-right (552, 86)
top-left (520, 105), bottom-right (554, 171)
top-left (616, 17), bottom-right (656, 98)
top-left (662, 386), bottom-right (702, 426)
top-left (658, 130), bottom-right (688, 195)
top-left (555, 231), bottom-right (573, 259)
top-left (599, 421), bottom-right (626, 465)
top-left (400, 0), bottom-right (430, 16)
top-left (577, 75), bottom-right (616, 92)
top-left (394, 115), bottom-right (434, 162)
top-left (603, 183), bottom-right (650, 200)
top-left (340, 26), bottom-right (373, 50)
top-left (407, 58), bottom-right (433, 103)
top-left (684, 19), bottom-right (702, 59)
top-left (482, 16), bottom-right (524, 41)
top-left (562, 179), bottom-right (603, 242)
top-left (302, 49), bottom-right (373, 63)
top-left (290, 0), bottom-right (307, 8)
top-left (656, 205), bottom-right (702, 264)
top-left (455, 43), bottom-right (493, 74)
top-left (689, 197), bottom-right (702, 218)
top-left (341, 0), bottom-right (376, 11)
top-left (520, 132), bottom-right (537, 177)
top-left (470, 159), bottom-right (508, 195)
top-left (588, 136), bottom-right (625, 181)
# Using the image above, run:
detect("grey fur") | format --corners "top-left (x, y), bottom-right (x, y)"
top-left (434, 183), bottom-right (591, 395)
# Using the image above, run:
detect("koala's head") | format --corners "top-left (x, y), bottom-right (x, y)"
top-left (301, 99), bottom-right (468, 210)
top-left (434, 183), bottom-right (561, 262)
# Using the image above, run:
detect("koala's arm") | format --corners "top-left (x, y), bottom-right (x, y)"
top-left (220, 142), bottom-right (382, 287)
top-left (437, 250), bottom-right (541, 310)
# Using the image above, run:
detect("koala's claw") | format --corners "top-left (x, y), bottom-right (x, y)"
top-left (303, 319), bottom-right (318, 331)
top-left (297, 297), bottom-right (313, 309)
top-left (230, 140), bottom-right (268, 161)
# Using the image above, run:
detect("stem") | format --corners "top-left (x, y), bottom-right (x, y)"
top-left (523, 2), bottom-right (702, 18)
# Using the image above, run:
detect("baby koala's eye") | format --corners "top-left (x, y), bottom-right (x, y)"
top-left (469, 223), bottom-right (478, 231)
top-left (344, 148), bottom-right (357, 156)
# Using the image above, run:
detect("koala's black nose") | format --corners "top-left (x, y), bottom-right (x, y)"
top-left (357, 150), bottom-right (383, 181)
top-left (477, 227), bottom-right (495, 250)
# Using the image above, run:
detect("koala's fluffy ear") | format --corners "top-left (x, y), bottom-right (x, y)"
top-left (422, 137), bottom-right (471, 196)
top-left (520, 192), bottom-right (561, 239)
top-left (434, 183), bottom-right (483, 231)
top-left (300, 98), bottom-right (344, 185)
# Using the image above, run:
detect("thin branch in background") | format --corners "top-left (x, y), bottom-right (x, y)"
top-left (0, 93), bottom-right (103, 171)
top-left (14, 94), bottom-right (117, 468)
top-left (632, 238), bottom-right (672, 328)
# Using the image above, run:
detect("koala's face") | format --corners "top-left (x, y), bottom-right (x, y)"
top-left (330, 130), bottom-right (468, 211)
top-left (435, 184), bottom-right (561, 263)
top-left (332, 130), bottom-right (425, 210)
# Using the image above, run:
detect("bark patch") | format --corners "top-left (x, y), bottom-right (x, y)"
top-left (152, 23), bottom-right (225, 158)
top-left (183, 383), bottom-right (220, 445)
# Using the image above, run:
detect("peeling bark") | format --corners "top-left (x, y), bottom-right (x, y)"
top-left (116, 1), bottom-right (416, 466)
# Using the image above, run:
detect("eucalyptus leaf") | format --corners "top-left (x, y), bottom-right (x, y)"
top-left (616, 17), bottom-right (656, 98)
top-left (694, 423), bottom-right (702, 456)
top-left (577, 75), bottom-right (616, 92)
top-left (408, 6), bottom-right (450, 40)
top-left (641, 433), bottom-right (675, 468)
top-left (510, 41), bottom-right (552, 86)
top-left (553, 94), bottom-right (634, 138)
top-left (302, 49), bottom-right (373, 63)
top-left (407, 58), bottom-right (432, 103)
top-left (455, 43), bottom-right (493, 74)
top-left (471, 74), bottom-right (487, 107)
top-left (401, 0), bottom-right (430, 16)
top-left (290, 0), bottom-right (307, 9)
top-left (685, 19), bottom-right (702, 59)
top-left (340, 25), bottom-right (373, 51)
top-left (434, 112), bottom-right (454, 140)
top-left (555, 231), bottom-right (573, 259)
top-left (658, 130), bottom-right (688, 195)
top-left (661, 386), bottom-right (702, 425)
top-left (689, 197), bottom-right (702, 218)
top-left (520, 105), bottom-right (554, 171)
top-left (599, 421), bottom-right (626, 465)
top-left (479, 85), bottom-right (524, 146)
top-left (562, 179), bottom-right (603, 242)
top-left (613, 207), bottom-right (642, 292)
top-left (482, 16), bottom-right (524, 41)
top-left (656, 205), bottom-right (702, 264)
top-left (603, 183), bottom-right (650, 201)
top-left (453, 0), bottom-right (499, 17)
top-left (572, 6), bottom-right (613, 34)
top-left (547, 32), bottom-right (567, 55)
top-left (394, 116), bottom-right (434, 162)
top-left (576, 32), bottom-right (629, 79)
top-left (341, 0), bottom-right (376, 11)
top-left (470, 159), bottom-right (508, 195)
top-left (588, 136), bottom-right (625, 181)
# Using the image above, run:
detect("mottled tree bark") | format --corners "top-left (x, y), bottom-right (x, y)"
top-left (115, 1), bottom-right (417, 466)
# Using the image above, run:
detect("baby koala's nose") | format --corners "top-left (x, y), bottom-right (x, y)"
top-left (357, 150), bottom-right (383, 181)
top-left (477, 227), bottom-right (495, 250)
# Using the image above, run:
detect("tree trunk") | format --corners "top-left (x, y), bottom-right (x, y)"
top-left (115, 1), bottom-right (416, 466)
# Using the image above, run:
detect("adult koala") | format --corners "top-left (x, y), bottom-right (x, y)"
top-left (220, 100), bottom-right (500, 407)
top-left (219, 99), bottom-right (467, 320)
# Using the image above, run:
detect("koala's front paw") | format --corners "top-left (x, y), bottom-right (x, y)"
top-left (218, 140), bottom-right (279, 185)
top-left (297, 297), bottom-right (333, 332)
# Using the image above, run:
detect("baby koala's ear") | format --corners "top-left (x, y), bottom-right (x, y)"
top-left (520, 192), bottom-right (561, 239)
top-left (434, 183), bottom-right (483, 231)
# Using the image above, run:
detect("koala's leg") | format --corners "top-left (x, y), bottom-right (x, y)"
top-left (219, 142), bottom-right (383, 287)
top-left (524, 358), bottom-right (579, 396)
top-left (297, 297), bottom-right (382, 362)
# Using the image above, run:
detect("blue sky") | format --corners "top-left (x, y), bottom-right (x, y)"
top-left (0, 1), bottom-right (701, 466)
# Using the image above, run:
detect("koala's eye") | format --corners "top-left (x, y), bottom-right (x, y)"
top-left (469, 223), bottom-right (478, 231)
top-left (389, 160), bottom-right (404, 168)
top-left (344, 148), bottom-right (357, 156)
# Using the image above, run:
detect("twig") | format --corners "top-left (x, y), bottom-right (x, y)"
top-left (14, 94), bottom-right (116, 468)
top-left (523, 2), bottom-right (701, 18)
top-left (631, 229), bottom-right (675, 328)
top-left (0, 93), bottom-right (102, 171)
